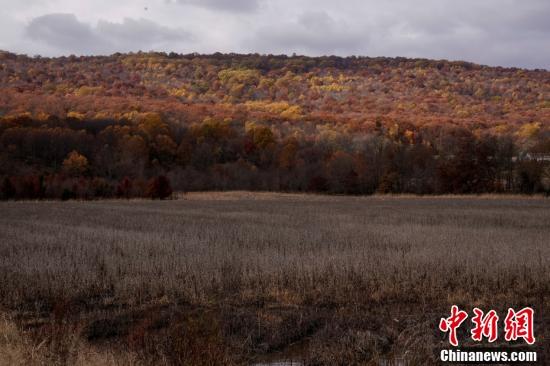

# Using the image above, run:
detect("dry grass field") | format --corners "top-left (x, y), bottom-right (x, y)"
top-left (0, 193), bottom-right (548, 365)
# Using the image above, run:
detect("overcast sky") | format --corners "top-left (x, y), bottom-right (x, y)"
top-left (1, 0), bottom-right (549, 69)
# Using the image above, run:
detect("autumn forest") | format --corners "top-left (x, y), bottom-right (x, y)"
top-left (1, 51), bottom-right (549, 199)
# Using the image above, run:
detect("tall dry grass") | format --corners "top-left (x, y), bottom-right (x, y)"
top-left (0, 193), bottom-right (548, 365)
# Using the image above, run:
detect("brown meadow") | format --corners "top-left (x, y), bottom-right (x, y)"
top-left (0, 193), bottom-right (548, 365)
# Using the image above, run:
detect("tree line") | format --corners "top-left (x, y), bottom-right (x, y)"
top-left (1, 112), bottom-right (548, 200)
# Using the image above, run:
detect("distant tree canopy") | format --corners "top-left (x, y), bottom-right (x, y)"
top-left (0, 51), bottom-right (548, 199)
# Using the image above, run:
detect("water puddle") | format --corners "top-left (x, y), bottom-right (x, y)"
top-left (253, 358), bottom-right (408, 366)
top-left (251, 337), bottom-right (307, 366)
top-left (251, 362), bottom-right (303, 366)
top-left (378, 358), bottom-right (409, 366)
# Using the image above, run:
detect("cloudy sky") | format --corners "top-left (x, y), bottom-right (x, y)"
top-left (1, 0), bottom-right (549, 69)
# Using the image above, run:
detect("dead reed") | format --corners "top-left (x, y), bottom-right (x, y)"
top-left (0, 193), bottom-right (548, 365)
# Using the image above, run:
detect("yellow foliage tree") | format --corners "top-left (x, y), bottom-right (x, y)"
top-left (63, 151), bottom-right (89, 176)
top-left (517, 122), bottom-right (541, 140)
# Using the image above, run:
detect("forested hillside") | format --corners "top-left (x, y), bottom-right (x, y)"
top-left (0, 51), bottom-right (549, 198)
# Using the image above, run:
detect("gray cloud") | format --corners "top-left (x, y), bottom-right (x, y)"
top-left (26, 13), bottom-right (100, 53)
top-left (175, 0), bottom-right (263, 13)
top-left (375, 0), bottom-right (550, 69)
top-left (1, 0), bottom-right (549, 69)
top-left (97, 18), bottom-right (192, 48)
top-left (24, 13), bottom-right (193, 55)
top-left (253, 11), bottom-right (368, 56)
